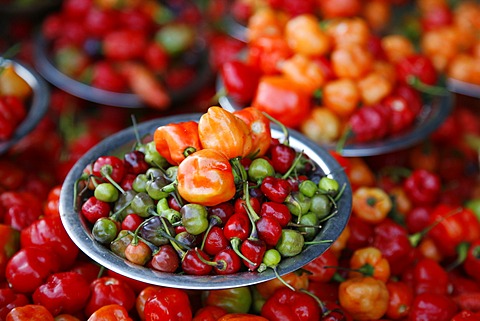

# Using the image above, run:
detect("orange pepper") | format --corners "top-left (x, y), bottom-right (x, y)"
top-left (198, 107), bottom-right (253, 160)
top-left (338, 276), bottom-right (389, 320)
top-left (87, 304), bottom-right (133, 321)
top-left (0, 64), bottom-right (32, 100)
top-left (252, 75), bottom-right (311, 129)
top-left (284, 14), bottom-right (330, 56)
top-left (280, 54), bottom-right (326, 95)
top-left (322, 78), bottom-right (360, 119)
top-left (347, 157), bottom-right (376, 190)
top-left (177, 149), bottom-right (236, 207)
top-left (349, 246), bottom-right (391, 282)
top-left (218, 314), bottom-right (269, 321)
top-left (6, 305), bottom-right (55, 321)
top-left (299, 106), bottom-right (342, 145)
top-left (330, 224), bottom-right (351, 257)
top-left (255, 271), bottom-right (309, 299)
top-left (352, 187), bottom-right (392, 224)
top-left (54, 315), bottom-right (81, 321)
top-left (233, 107), bottom-right (272, 158)
top-left (246, 7), bottom-right (287, 42)
top-left (154, 121), bottom-right (202, 165)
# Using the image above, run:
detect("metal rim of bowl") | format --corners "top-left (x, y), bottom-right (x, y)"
top-left (446, 78), bottom-right (480, 99)
top-left (59, 113), bottom-right (352, 290)
top-left (33, 33), bottom-right (212, 109)
top-left (216, 76), bottom-right (455, 157)
top-left (0, 59), bottom-right (50, 155)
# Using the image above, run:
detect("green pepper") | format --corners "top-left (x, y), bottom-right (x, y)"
top-left (130, 192), bottom-right (156, 218)
top-left (146, 176), bottom-right (170, 200)
top-left (180, 203), bottom-right (208, 235)
top-left (310, 194), bottom-right (332, 219)
top-left (299, 180), bottom-right (318, 198)
top-left (94, 182), bottom-right (119, 203)
top-left (202, 286), bottom-right (252, 314)
top-left (92, 217), bottom-right (118, 245)
top-left (276, 229), bottom-right (304, 257)
top-left (144, 141), bottom-right (169, 168)
top-left (155, 23), bottom-right (195, 56)
top-left (132, 174), bottom-right (148, 193)
top-left (298, 212), bottom-right (319, 241)
top-left (466, 199), bottom-right (480, 221)
top-left (248, 158), bottom-right (275, 182)
top-left (318, 176), bottom-right (339, 197)
top-left (285, 191), bottom-right (311, 216)
top-left (110, 230), bottom-right (133, 258)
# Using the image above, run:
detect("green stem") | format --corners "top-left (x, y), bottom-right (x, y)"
top-left (261, 111), bottom-right (290, 145)
top-left (100, 165), bottom-right (126, 195)
top-left (281, 151), bottom-right (305, 180)
top-left (407, 76), bottom-right (449, 96)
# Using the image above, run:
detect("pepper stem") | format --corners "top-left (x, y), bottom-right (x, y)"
top-left (281, 151), bottom-right (305, 180)
top-left (407, 76), bottom-right (449, 96)
top-left (335, 127), bottom-right (353, 154)
top-left (100, 165), bottom-right (126, 195)
top-left (446, 241), bottom-right (470, 271)
top-left (261, 111), bottom-right (290, 145)
top-left (230, 237), bottom-right (256, 266)
top-left (194, 247), bottom-right (225, 270)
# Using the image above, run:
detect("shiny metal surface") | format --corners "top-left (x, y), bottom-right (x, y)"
top-left (0, 59), bottom-right (50, 155)
top-left (59, 113), bottom-right (352, 290)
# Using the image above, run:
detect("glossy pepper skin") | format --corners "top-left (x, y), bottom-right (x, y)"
top-left (198, 106), bottom-right (253, 160)
top-left (463, 239), bottom-right (480, 282)
top-left (348, 246), bottom-right (391, 282)
top-left (84, 277), bottom-right (136, 317)
top-left (252, 75), bottom-right (310, 129)
top-left (233, 107), bottom-right (271, 158)
top-left (154, 121), bottom-right (203, 165)
top-left (261, 287), bottom-right (321, 321)
top-left (177, 149), bottom-right (236, 206)
top-left (144, 287), bottom-right (192, 321)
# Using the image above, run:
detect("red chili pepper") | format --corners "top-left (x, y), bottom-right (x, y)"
top-left (0, 191), bottom-right (43, 230)
top-left (181, 248), bottom-right (213, 276)
top-left (123, 150), bottom-right (149, 175)
top-left (153, 121), bottom-right (202, 166)
top-left (370, 218), bottom-right (415, 276)
top-left (0, 288), bottom-right (30, 320)
top-left (85, 277), bottom-right (136, 317)
top-left (256, 216), bottom-right (282, 246)
top-left (463, 239), bottom-right (480, 282)
top-left (396, 54), bottom-right (438, 86)
top-left (252, 75), bottom-right (311, 129)
top-left (81, 196), bottom-right (111, 224)
top-left (412, 257), bottom-right (449, 296)
top-left (346, 216), bottom-right (373, 251)
top-left (407, 293), bottom-right (457, 321)
top-left (260, 201), bottom-right (292, 228)
top-left (452, 310), bottom-right (480, 321)
top-left (102, 29), bottom-right (147, 61)
top-left (247, 34), bottom-right (292, 75)
top-left (348, 103), bottom-right (391, 143)
top-left (5, 246), bottom-right (61, 294)
top-left (428, 204), bottom-right (480, 257)
top-left (213, 248), bottom-right (242, 275)
top-left (20, 216), bottom-right (79, 270)
top-left (403, 169), bottom-right (441, 206)
top-left (223, 213), bottom-right (251, 242)
top-left (260, 176), bottom-right (292, 203)
top-left (240, 238), bottom-right (266, 271)
top-left (32, 272), bottom-right (91, 316)
top-left (203, 226), bottom-right (229, 256)
top-left (193, 305), bottom-right (227, 321)
top-left (303, 248), bottom-right (338, 282)
top-left (386, 280), bottom-right (413, 320)
top-left (144, 287), bottom-right (192, 321)
top-left (261, 287), bottom-right (321, 321)
top-left (383, 95), bottom-right (415, 134)
top-left (268, 143), bottom-right (296, 175)
top-left (5, 304), bottom-right (55, 321)
top-left (453, 292), bottom-right (480, 312)
top-left (221, 60), bottom-right (261, 104)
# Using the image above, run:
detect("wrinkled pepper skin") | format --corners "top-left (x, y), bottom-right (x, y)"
top-left (177, 149), bottom-right (236, 206)
top-left (233, 107), bottom-right (271, 158)
top-left (198, 106), bottom-right (253, 160)
top-left (154, 121), bottom-right (202, 165)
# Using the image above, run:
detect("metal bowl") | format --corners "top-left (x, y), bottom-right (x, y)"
top-left (217, 76), bottom-right (454, 157)
top-left (0, 59), bottom-right (50, 155)
top-left (59, 113), bottom-right (352, 290)
top-left (33, 33), bottom-right (212, 109)
top-left (446, 78), bottom-right (480, 99)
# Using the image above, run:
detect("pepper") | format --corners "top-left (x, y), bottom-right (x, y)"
top-left (198, 107), bottom-right (253, 159)
top-left (177, 149), bottom-right (236, 206)
top-left (252, 75), bottom-right (311, 129)
top-left (255, 271), bottom-right (309, 299)
top-left (302, 248), bottom-right (338, 282)
top-left (407, 293), bottom-right (457, 321)
top-left (338, 276), bottom-right (389, 321)
top-left (85, 277), bottom-right (136, 317)
top-left (247, 34), bottom-right (292, 75)
top-left (463, 239), bottom-right (480, 282)
top-left (233, 107), bottom-right (271, 158)
top-left (280, 54), bottom-right (326, 95)
top-left (260, 287), bottom-right (321, 321)
top-left (202, 287), bottom-right (252, 314)
top-left (349, 246), bottom-right (391, 282)
top-left (154, 121), bottom-right (202, 165)
top-left (218, 314), bottom-right (269, 321)
top-left (87, 304), bottom-right (133, 321)
top-left (5, 304), bottom-right (55, 321)
top-left (284, 14), bottom-right (330, 57)
top-left (386, 280), bottom-right (413, 320)
top-left (351, 187), bottom-right (392, 224)
top-left (144, 288), bottom-right (192, 321)
top-left (402, 169), bottom-right (441, 206)
top-left (221, 60), bottom-right (261, 104)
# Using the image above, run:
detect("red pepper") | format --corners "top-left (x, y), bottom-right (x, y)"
top-left (252, 75), bottom-right (311, 129)
top-left (0, 288), bottom-right (30, 320)
top-left (383, 95), bottom-right (415, 134)
top-left (5, 304), bottom-right (55, 321)
top-left (260, 176), bottom-right (292, 203)
top-left (302, 248), bottom-right (338, 282)
top-left (193, 305), bottom-right (227, 321)
top-left (396, 54), bottom-right (438, 86)
top-left (87, 304), bottom-right (133, 321)
top-left (407, 293), bottom-right (457, 321)
top-left (428, 204), bottom-right (480, 257)
top-left (84, 277), bottom-right (136, 317)
top-left (102, 29), bottom-right (147, 61)
top-left (261, 287), bottom-right (321, 321)
top-left (412, 258), bottom-right (449, 296)
top-left (154, 121), bottom-right (203, 165)
top-left (463, 239), bottom-right (480, 282)
top-left (452, 310), bottom-right (480, 321)
top-left (403, 169), bottom-right (441, 206)
top-left (0, 191), bottom-right (43, 231)
top-left (240, 238), bottom-right (266, 271)
top-left (386, 280), bottom-right (413, 320)
top-left (32, 272), bottom-right (91, 316)
top-left (247, 34), bottom-right (292, 75)
top-left (221, 60), bottom-right (261, 104)
top-left (260, 202), bottom-right (292, 228)
top-left (144, 287), bottom-right (192, 321)
top-left (348, 103), bottom-right (391, 143)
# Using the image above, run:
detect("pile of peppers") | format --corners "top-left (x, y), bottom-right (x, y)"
top-left (76, 106), bottom-right (344, 277)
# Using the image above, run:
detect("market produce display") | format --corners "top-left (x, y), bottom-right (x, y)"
top-left (59, 107), bottom-right (351, 289)
top-left (1, 0), bottom-right (480, 320)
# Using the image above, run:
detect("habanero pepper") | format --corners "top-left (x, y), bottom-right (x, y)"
top-left (280, 54), bottom-right (326, 96)
top-left (233, 107), bottom-right (271, 158)
top-left (198, 107), bottom-right (253, 159)
top-left (261, 287), bottom-right (321, 321)
top-left (153, 121), bottom-right (202, 166)
top-left (246, 34), bottom-right (292, 75)
top-left (402, 169), bottom-right (441, 206)
top-left (348, 246), bottom-right (391, 283)
top-left (252, 75), bottom-right (311, 129)
top-left (176, 149), bottom-right (236, 207)
top-left (87, 304), bottom-right (133, 321)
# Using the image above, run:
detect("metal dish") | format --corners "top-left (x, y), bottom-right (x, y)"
top-left (217, 76), bottom-right (454, 157)
top-left (446, 78), bottom-right (480, 99)
top-left (0, 59), bottom-right (50, 155)
top-left (59, 113), bottom-right (352, 290)
top-left (33, 33), bottom-right (212, 109)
